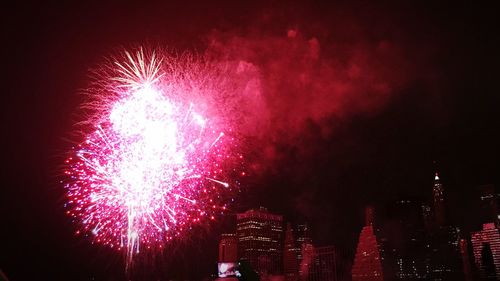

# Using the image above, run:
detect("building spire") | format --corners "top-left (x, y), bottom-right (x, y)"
top-left (365, 205), bottom-right (375, 226)
top-left (432, 162), bottom-right (446, 226)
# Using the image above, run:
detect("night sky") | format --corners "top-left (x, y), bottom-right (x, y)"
top-left (2, 1), bottom-right (500, 280)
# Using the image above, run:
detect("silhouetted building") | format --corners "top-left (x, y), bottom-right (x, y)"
top-left (421, 204), bottom-right (434, 232)
top-left (460, 238), bottom-right (474, 281)
top-left (427, 225), bottom-right (462, 280)
top-left (478, 185), bottom-right (500, 226)
top-left (237, 207), bottom-right (284, 275)
top-left (219, 233), bottom-right (238, 262)
top-left (296, 223), bottom-right (313, 245)
top-left (375, 196), bottom-right (462, 280)
top-left (309, 246), bottom-right (337, 281)
top-left (378, 199), bottom-right (431, 280)
top-left (471, 223), bottom-right (500, 279)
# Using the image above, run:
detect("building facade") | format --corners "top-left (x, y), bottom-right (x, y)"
top-left (237, 207), bottom-right (284, 275)
top-left (478, 184), bottom-right (500, 226)
top-left (352, 224), bottom-right (384, 281)
top-left (219, 233), bottom-right (238, 263)
top-left (284, 223), bottom-right (299, 281)
top-left (471, 223), bottom-right (500, 279)
top-left (310, 246), bottom-right (337, 281)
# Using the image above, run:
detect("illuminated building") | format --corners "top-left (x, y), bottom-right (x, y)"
top-left (284, 223), bottom-right (299, 281)
top-left (433, 172), bottom-right (446, 226)
top-left (471, 223), bottom-right (500, 279)
top-left (236, 207), bottom-right (284, 275)
top-left (426, 170), bottom-right (463, 280)
top-left (296, 223), bottom-right (313, 277)
top-left (352, 208), bottom-right (384, 281)
top-left (219, 233), bottom-right (238, 263)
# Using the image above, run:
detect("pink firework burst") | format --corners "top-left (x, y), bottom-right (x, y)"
top-left (64, 48), bottom-right (241, 265)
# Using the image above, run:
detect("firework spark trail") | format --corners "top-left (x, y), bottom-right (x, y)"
top-left (64, 49), bottom-right (240, 267)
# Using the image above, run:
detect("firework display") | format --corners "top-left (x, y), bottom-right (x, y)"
top-left (64, 49), bottom-right (241, 264)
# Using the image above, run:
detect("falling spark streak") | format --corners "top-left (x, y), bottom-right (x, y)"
top-left (211, 132), bottom-right (225, 148)
top-left (206, 178), bottom-right (230, 188)
top-left (64, 48), bottom-right (241, 268)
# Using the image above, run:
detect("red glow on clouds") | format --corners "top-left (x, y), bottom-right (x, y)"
top-left (64, 25), bottom-right (432, 266)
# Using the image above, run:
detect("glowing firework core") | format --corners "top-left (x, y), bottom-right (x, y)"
top-left (65, 49), bottom-right (237, 264)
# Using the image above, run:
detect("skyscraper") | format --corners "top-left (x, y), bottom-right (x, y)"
top-left (296, 223), bottom-right (313, 277)
top-left (236, 207), bottom-right (284, 275)
top-left (300, 242), bottom-right (316, 281)
top-left (470, 223), bottom-right (500, 279)
top-left (433, 172), bottom-right (446, 226)
top-left (426, 169), bottom-right (463, 280)
top-left (284, 223), bottom-right (299, 281)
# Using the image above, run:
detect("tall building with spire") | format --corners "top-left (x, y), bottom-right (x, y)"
top-left (433, 172), bottom-right (446, 226)
top-left (427, 165), bottom-right (463, 280)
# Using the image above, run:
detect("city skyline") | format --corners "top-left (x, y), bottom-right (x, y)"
top-left (216, 167), bottom-right (500, 280)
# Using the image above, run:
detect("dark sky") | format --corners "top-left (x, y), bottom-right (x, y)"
top-left (2, 1), bottom-right (500, 280)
